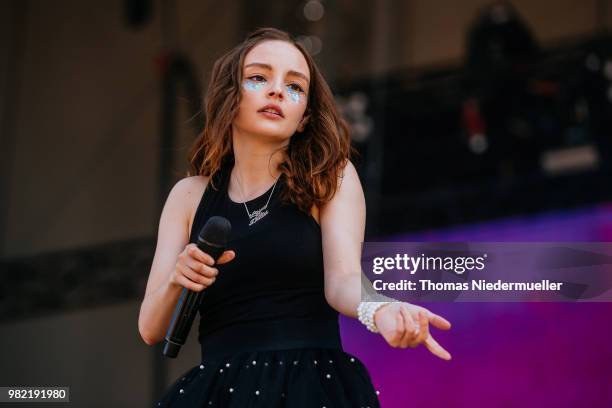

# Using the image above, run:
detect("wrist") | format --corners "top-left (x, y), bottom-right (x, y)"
top-left (165, 274), bottom-right (183, 294)
top-left (357, 301), bottom-right (391, 333)
top-left (372, 303), bottom-right (389, 328)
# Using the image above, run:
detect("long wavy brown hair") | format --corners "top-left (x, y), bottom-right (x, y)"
top-left (187, 27), bottom-right (356, 214)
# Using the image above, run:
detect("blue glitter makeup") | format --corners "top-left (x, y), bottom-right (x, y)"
top-left (244, 76), bottom-right (304, 104)
top-left (243, 78), bottom-right (265, 92)
top-left (287, 86), bottom-right (302, 104)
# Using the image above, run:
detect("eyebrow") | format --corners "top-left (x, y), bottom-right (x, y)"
top-left (244, 62), bottom-right (309, 84)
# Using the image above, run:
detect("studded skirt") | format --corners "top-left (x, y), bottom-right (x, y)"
top-left (155, 318), bottom-right (381, 408)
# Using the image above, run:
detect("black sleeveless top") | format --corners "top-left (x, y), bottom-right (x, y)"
top-left (188, 160), bottom-right (339, 343)
top-left (157, 161), bottom-right (382, 408)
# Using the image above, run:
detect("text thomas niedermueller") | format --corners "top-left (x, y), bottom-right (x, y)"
top-left (370, 253), bottom-right (564, 292)
top-left (373, 279), bottom-right (564, 292)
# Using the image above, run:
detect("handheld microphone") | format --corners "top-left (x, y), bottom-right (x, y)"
top-left (162, 216), bottom-right (231, 358)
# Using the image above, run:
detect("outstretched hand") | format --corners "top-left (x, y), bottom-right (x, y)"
top-left (374, 302), bottom-right (452, 360)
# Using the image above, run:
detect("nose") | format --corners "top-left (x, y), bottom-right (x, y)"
top-left (267, 78), bottom-right (284, 99)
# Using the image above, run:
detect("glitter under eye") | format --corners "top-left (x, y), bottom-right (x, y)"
top-left (287, 86), bottom-right (302, 104)
top-left (244, 78), bottom-right (266, 91)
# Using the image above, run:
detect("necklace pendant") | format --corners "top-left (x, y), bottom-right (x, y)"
top-left (234, 172), bottom-right (280, 227)
top-left (248, 208), bottom-right (269, 226)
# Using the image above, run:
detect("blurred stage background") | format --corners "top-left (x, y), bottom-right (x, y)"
top-left (1, 0), bottom-right (611, 406)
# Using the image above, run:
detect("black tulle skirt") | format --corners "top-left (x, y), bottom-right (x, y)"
top-left (155, 318), bottom-right (381, 408)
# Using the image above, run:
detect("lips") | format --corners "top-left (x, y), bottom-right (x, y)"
top-left (258, 104), bottom-right (284, 117)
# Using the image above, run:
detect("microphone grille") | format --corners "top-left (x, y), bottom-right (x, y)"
top-left (198, 216), bottom-right (232, 246)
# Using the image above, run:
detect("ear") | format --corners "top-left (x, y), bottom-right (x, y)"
top-left (297, 112), bottom-right (310, 132)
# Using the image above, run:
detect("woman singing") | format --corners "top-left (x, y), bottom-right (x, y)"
top-left (138, 27), bottom-right (452, 407)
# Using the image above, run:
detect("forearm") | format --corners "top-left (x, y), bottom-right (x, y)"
top-left (138, 280), bottom-right (184, 345)
top-left (326, 272), bottom-right (397, 318)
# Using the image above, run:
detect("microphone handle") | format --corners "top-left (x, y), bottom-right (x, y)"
top-left (162, 238), bottom-right (225, 358)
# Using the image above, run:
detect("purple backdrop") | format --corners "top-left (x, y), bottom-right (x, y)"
top-left (340, 203), bottom-right (612, 407)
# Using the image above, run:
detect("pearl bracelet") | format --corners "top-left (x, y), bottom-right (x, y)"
top-left (357, 301), bottom-right (391, 333)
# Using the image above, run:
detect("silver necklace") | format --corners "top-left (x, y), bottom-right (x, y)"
top-left (233, 170), bottom-right (279, 226)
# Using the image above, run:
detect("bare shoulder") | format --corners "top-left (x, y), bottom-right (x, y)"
top-left (176, 175), bottom-right (209, 196)
top-left (171, 175), bottom-right (209, 234)
top-left (339, 159), bottom-right (359, 182)
top-left (334, 159), bottom-right (362, 195)
top-left (315, 160), bottom-right (363, 221)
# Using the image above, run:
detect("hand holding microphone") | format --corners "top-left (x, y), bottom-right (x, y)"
top-left (169, 243), bottom-right (235, 293)
top-left (163, 216), bottom-right (234, 358)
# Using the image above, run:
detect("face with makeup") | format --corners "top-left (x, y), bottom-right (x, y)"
top-left (232, 40), bottom-right (310, 143)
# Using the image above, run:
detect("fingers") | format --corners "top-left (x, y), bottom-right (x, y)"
top-left (413, 311), bottom-right (430, 346)
top-left (398, 306), bottom-right (418, 348)
top-left (185, 257), bottom-right (218, 279)
top-left (390, 311), bottom-right (405, 347)
top-left (427, 312), bottom-right (452, 330)
top-left (187, 245), bottom-right (236, 266)
top-left (179, 263), bottom-right (216, 286)
top-left (387, 304), bottom-right (452, 360)
top-left (216, 250), bottom-right (236, 265)
top-left (187, 244), bottom-right (215, 265)
top-left (173, 245), bottom-right (237, 293)
top-left (424, 335), bottom-right (452, 361)
top-left (175, 263), bottom-right (215, 292)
